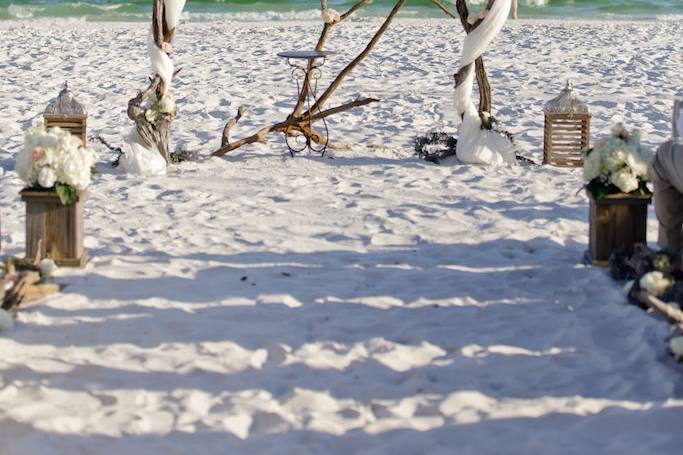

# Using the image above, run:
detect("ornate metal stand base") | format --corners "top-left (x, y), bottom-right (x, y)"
top-left (277, 51), bottom-right (334, 157)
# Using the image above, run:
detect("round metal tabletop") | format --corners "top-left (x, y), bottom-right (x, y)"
top-left (277, 50), bottom-right (336, 60)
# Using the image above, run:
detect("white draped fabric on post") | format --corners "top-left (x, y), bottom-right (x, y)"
top-left (149, 0), bottom-right (185, 96)
top-left (454, 0), bottom-right (516, 166)
top-left (121, 0), bottom-right (186, 176)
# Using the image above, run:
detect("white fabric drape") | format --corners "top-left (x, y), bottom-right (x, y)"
top-left (149, 0), bottom-right (185, 97)
top-left (454, 0), bottom-right (516, 166)
top-left (120, 129), bottom-right (167, 176)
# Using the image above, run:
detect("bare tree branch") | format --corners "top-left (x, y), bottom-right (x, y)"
top-left (222, 106), bottom-right (245, 147)
top-left (303, 0), bottom-right (407, 118)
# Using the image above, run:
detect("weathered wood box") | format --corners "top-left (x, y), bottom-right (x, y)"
top-left (543, 112), bottom-right (590, 167)
top-left (21, 190), bottom-right (87, 267)
top-left (586, 192), bottom-right (652, 266)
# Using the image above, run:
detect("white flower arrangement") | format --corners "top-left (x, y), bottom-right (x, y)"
top-left (583, 124), bottom-right (651, 198)
top-left (15, 121), bottom-right (97, 205)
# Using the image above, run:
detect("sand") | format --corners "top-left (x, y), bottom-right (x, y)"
top-left (0, 17), bottom-right (682, 454)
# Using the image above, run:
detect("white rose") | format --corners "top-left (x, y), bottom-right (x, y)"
top-left (38, 166), bottom-right (57, 188)
top-left (639, 271), bottom-right (673, 297)
top-left (610, 167), bottom-right (639, 193)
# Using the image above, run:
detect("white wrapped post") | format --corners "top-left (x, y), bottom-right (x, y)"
top-left (453, 0), bottom-right (516, 165)
top-left (122, 0), bottom-right (186, 176)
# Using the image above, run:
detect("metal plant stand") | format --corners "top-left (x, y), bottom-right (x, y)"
top-left (277, 50), bottom-right (335, 157)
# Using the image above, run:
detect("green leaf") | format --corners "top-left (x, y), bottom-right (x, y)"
top-left (55, 183), bottom-right (77, 206)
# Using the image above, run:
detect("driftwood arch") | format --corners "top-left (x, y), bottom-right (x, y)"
top-left (212, 0), bottom-right (507, 157)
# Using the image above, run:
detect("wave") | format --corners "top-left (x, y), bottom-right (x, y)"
top-left (0, 0), bottom-right (682, 21)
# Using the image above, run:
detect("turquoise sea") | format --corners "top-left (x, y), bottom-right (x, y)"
top-left (0, 0), bottom-right (681, 21)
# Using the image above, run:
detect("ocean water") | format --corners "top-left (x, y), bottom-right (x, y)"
top-left (0, 0), bottom-right (681, 21)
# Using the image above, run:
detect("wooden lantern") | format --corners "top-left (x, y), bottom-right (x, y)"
top-left (586, 192), bottom-right (652, 267)
top-left (543, 81), bottom-right (590, 167)
top-left (21, 190), bottom-right (87, 267)
top-left (44, 83), bottom-right (87, 144)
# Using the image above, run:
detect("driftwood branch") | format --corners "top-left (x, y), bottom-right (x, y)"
top-left (213, 1), bottom-right (404, 157)
top-left (309, 97), bottom-right (378, 122)
top-left (291, 0), bottom-right (373, 119)
top-left (635, 291), bottom-right (683, 326)
top-left (2, 252), bottom-right (61, 314)
top-left (431, 0), bottom-right (457, 19)
top-left (222, 106), bottom-right (245, 147)
top-left (304, 0), bottom-right (406, 118)
top-left (214, 98), bottom-right (379, 156)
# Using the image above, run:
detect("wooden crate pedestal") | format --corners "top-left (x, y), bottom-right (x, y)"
top-left (586, 192), bottom-right (651, 267)
top-left (21, 190), bottom-right (87, 267)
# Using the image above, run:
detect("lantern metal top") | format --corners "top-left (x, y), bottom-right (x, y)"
top-left (544, 81), bottom-right (589, 114)
top-left (44, 82), bottom-right (87, 118)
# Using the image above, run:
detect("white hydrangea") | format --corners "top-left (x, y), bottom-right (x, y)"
top-left (16, 122), bottom-right (97, 193)
top-left (603, 148), bottom-right (628, 172)
top-left (639, 271), bottom-right (673, 297)
top-left (38, 166), bottom-right (57, 188)
top-left (584, 124), bottom-right (651, 195)
top-left (624, 149), bottom-right (649, 179)
top-left (583, 149), bottom-right (602, 181)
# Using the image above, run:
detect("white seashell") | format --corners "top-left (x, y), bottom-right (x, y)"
top-left (40, 258), bottom-right (58, 279)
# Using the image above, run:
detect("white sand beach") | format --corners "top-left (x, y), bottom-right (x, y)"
top-left (0, 17), bottom-right (682, 453)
